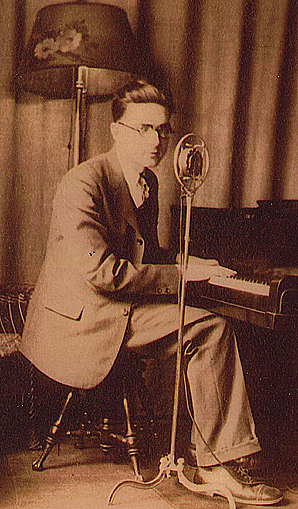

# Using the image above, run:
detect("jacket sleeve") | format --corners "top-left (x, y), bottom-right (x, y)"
top-left (52, 170), bottom-right (180, 298)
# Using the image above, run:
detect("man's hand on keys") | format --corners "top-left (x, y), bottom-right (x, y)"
top-left (179, 256), bottom-right (236, 281)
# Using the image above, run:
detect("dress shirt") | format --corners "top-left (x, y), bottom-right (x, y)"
top-left (115, 146), bottom-right (149, 208)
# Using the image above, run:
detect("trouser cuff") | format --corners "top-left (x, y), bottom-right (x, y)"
top-left (195, 438), bottom-right (261, 467)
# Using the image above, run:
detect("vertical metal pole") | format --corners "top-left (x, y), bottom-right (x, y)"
top-left (169, 192), bottom-right (192, 464)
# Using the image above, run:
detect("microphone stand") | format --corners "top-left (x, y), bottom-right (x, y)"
top-left (108, 137), bottom-right (235, 509)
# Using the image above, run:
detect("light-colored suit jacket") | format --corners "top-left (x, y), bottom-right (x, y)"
top-left (20, 148), bottom-right (179, 388)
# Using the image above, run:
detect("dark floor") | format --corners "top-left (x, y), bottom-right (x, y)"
top-left (2, 432), bottom-right (298, 509)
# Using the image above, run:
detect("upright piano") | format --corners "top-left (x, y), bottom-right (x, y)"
top-left (170, 201), bottom-right (298, 331)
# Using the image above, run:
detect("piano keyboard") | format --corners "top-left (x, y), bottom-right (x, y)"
top-left (208, 275), bottom-right (270, 296)
top-left (187, 273), bottom-right (298, 330)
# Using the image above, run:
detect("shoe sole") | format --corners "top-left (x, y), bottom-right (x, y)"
top-left (232, 494), bottom-right (283, 505)
top-left (196, 477), bottom-right (284, 506)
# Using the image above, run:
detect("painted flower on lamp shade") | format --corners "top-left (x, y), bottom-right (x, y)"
top-left (34, 38), bottom-right (59, 59)
top-left (34, 26), bottom-right (84, 60)
top-left (55, 29), bottom-right (82, 53)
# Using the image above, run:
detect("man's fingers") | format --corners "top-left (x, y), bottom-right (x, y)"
top-left (186, 264), bottom-right (236, 281)
top-left (188, 256), bottom-right (219, 266)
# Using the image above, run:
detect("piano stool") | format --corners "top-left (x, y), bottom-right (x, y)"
top-left (29, 351), bottom-right (157, 478)
top-left (0, 284), bottom-right (157, 476)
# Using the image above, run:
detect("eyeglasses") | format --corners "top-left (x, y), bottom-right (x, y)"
top-left (118, 121), bottom-right (174, 139)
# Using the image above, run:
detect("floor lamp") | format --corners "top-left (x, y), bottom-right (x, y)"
top-left (16, 0), bottom-right (143, 168)
top-left (15, 0), bottom-right (143, 476)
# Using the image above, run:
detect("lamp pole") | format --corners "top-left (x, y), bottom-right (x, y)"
top-left (69, 66), bottom-right (88, 170)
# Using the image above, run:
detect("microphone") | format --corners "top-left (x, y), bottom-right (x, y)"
top-left (174, 133), bottom-right (209, 195)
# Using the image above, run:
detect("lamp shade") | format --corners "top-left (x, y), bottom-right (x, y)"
top-left (16, 1), bottom-right (143, 98)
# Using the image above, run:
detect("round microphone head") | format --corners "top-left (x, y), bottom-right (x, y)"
top-left (174, 133), bottom-right (209, 194)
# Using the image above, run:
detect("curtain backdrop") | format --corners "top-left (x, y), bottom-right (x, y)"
top-left (1, 0), bottom-right (298, 285)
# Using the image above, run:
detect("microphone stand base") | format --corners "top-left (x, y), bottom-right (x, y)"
top-left (108, 454), bottom-right (236, 509)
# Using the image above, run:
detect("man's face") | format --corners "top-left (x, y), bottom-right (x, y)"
top-left (111, 102), bottom-right (170, 170)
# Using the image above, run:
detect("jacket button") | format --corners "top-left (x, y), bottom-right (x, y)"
top-left (157, 288), bottom-right (162, 293)
top-left (123, 309), bottom-right (129, 316)
top-left (137, 238), bottom-right (143, 245)
top-left (165, 288), bottom-right (171, 293)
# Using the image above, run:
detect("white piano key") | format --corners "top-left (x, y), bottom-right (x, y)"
top-left (208, 275), bottom-right (270, 296)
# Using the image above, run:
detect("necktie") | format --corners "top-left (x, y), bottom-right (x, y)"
top-left (137, 171), bottom-right (150, 203)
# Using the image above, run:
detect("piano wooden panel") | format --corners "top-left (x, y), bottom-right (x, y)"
top-left (187, 279), bottom-right (298, 330)
top-left (171, 203), bottom-right (298, 330)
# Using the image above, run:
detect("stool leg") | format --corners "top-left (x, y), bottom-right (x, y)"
top-left (32, 391), bottom-right (73, 471)
top-left (73, 410), bottom-right (90, 450)
top-left (99, 417), bottom-right (114, 454)
top-left (27, 362), bottom-right (42, 450)
top-left (123, 389), bottom-right (143, 481)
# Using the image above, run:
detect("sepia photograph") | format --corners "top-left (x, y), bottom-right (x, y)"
top-left (1, 1), bottom-right (298, 508)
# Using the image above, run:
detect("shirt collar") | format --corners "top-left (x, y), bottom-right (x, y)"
top-left (115, 144), bottom-right (145, 208)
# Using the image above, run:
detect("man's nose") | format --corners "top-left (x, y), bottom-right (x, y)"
top-left (146, 128), bottom-right (161, 146)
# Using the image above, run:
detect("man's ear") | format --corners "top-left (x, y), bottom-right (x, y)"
top-left (110, 122), bottom-right (119, 141)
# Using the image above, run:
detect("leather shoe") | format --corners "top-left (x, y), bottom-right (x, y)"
top-left (225, 452), bottom-right (271, 482)
top-left (196, 462), bottom-right (283, 505)
top-left (228, 451), bottom-right (268, 472)
top-left (187, 448), bottom-right (270, 480)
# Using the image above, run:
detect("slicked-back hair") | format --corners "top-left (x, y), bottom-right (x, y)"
top-left (111, 79), bottom-right (174, 122)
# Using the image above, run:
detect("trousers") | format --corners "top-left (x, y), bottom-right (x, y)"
top-left (124, 302), bottom-right (261, 466)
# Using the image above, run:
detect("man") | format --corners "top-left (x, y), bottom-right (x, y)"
top-left (20, 79), bottom-right (282, 505)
